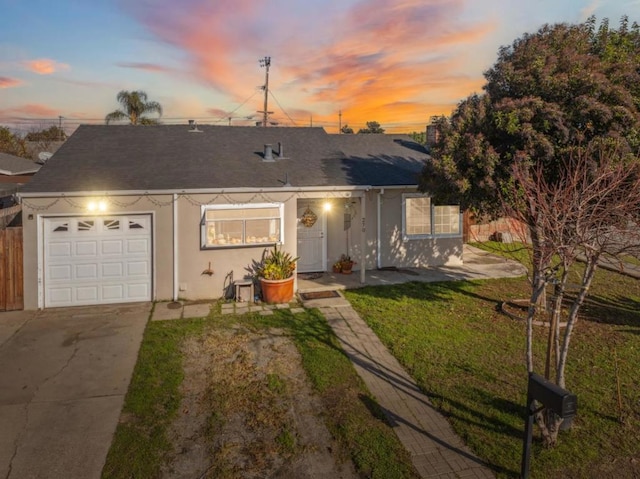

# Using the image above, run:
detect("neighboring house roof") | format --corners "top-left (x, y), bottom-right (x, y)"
top-left (20, 125), bottom-right (429, 194)
top-left (0, 152), bottom-right (41, 176)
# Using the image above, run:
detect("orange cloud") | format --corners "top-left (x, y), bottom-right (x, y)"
top-left (23, 58), bottom-right (69, 75)
top-left (123, 0), bottom-right (496, 131)
top-left (0, 76), bottom-right (22, 88)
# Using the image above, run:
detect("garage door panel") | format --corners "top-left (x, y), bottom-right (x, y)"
top-left (127, 283), bottom-right (149, 299)
top-left (48, 288), bottom-right (72, 305)
top-left (102, 239), bottom-right (124, 255)
top-left (75, 241), bottom-right (98, 256)
top-left (76, 263), bottom-right (99, 280)
top-left (102, 284), bottom-right (125, 300)
top-left (102, 262), bottom-right (124, 278)
top-left (49, 264), bottom-right (72, 281)
top-left (127, 261), bottom-right (149, 276)
top-left (76, 286), bottom-right (99, 302)
top-left (126, 238), bottom-right (150, 254)
top-left (44, 215), bottom-right (152, 308)
top-left (49, 242), bottom-right (72, 257)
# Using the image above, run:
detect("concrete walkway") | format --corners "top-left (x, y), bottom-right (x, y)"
top-left (302, 294), bottom-right (495, 478)
top-left (0, 302), bottom-right (150, 479)
top-left (297, 244), bottom-right (526, 293)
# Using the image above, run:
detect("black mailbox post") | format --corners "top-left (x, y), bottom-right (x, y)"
top-left (521, 373), bottom-right (577, 479)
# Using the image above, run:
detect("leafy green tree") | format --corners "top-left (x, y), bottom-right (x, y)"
top-left (421, 17), bottom-right (640, 446)
top-left (357, 121), bottom-right (385, 134)
top-left (0, 127), bottom-right (27, 158)
top-left (340, 124), bottom-right (354, 134)
top-left (105, 90), bottom-right (163, 125)
top-left (25, 126), bottom-right (67, 142)
top-left (408, 131), bottom-right (426, 144)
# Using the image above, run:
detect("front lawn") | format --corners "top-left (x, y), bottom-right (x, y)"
top-left (102, 307), bottom-right (418, 478)
top-left (344, 263), bottom-right (640, 478)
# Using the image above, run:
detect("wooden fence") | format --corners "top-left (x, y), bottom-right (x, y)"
top-left (0, 226), bottom-right (24, 311)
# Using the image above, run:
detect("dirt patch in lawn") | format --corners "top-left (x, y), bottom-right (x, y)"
top-left (160, 325), bottom-right (357, 479)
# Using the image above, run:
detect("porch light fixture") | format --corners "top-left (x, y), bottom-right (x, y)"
top-left (87, 200), bottom-right (108, 213)
top-left (323, 201), bottom-right (332, 212)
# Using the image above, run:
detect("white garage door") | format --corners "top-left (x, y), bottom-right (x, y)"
top-left (44, 215), bottom-right (152, 307)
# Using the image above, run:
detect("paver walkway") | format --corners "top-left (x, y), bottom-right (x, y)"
top-left (306, 296), bottom-right (495, 479)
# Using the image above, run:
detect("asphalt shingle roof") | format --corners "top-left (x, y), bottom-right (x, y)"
top-left (20, 125), bottom-right (429, 194)
top-left (0, 152), bottom-right (41, 176)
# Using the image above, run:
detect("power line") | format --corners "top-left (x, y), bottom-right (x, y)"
top-left (268, 90), bottom-right (297, 126)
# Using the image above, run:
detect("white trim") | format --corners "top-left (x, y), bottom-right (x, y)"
top-left (173, 193), bottom-right (178, 302)
top-left (37, 215), bottom-right (44, 309)
top-left (360, 195), bottom-right (366, 284)
top-left (201, 202), bottom-right (285, 248)
top-left (19, 185), bottom-right (372, 198)
top-left (377, 189), bottom-right (384, 269)
top-left (401, 193), bottom-right (462, 240)
top-left (38, 212), bottom-right (155, 308)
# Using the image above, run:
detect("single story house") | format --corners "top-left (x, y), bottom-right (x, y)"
top-left (18, 124), bottom-right (462, 310)
top-left (1, 152), bottom-right (42, 209)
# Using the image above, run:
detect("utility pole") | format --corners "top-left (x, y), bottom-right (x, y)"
top-left (58, 116), bottom-right (64, 140)
top-left (257, 56), bottom-right (273, 127)
top-left (339, 110), bottom-right (342, 134)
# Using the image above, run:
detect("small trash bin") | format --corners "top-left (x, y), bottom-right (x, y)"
top-left (234, 280), bottom-right (254, 303)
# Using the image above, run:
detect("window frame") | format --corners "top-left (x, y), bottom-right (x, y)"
top-left (200, 202), bottom-right (285, 249)
top-left (402, 194), bottom-right (461, 239)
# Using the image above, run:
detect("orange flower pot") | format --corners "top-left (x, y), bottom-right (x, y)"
top-left (260, 277), bottom-right (294, 303)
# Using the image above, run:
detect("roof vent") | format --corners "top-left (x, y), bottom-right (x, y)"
top-left (277, 142), bottom-right (288, 159)
top-left (188, 120), bottom-right (202, 133)
top-left (37, 152), bottom-right (53, 164)
top-left (263, 144), bottom-right (275, 162)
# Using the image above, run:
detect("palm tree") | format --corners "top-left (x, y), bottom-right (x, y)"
top-left (105, 90), bottom-right (163, 125)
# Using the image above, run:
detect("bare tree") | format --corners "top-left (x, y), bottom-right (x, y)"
top-left (505, 141), bottom-right (640, 445)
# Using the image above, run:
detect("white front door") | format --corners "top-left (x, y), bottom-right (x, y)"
top-left (43, 214), bottom-right (152, 307)
top-left (296, 201), bottom-right (326, 272)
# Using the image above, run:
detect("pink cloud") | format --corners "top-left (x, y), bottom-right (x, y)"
top-left (23, 58), bottom-right (69, 75)
top-left (0, 104), bottom-right (60, 118)
top-left (0, 76), bottom-right (22, 88)
top-left (121, 0), bottom-right (496, 129)
top-left (116, 62), bottom-right (175, 73)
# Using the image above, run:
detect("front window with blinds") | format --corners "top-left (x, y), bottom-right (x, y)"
top-left (405, 196), bottom-right (431, 236)
top-left (201, 203), bottom-right (283, 248)
top-left (403, 194), bottom-right (460, 238)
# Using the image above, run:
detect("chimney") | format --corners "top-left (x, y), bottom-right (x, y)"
top-left (263, 144), bottom-right (275, 162)
top-left (278, 142), bottom-right (284, 158)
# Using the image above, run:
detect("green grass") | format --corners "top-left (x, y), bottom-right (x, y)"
top-left (102, 306), bottom-right (418, 479)
top-left (344, 255), bottom-right (640, 478)
top-left (102, 313), bottom-right (207, 478)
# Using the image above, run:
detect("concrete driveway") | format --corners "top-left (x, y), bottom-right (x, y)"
top-left (0, 302), bottom-right (151, 479)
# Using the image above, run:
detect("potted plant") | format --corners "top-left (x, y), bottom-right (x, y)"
top-left (339, 254), bottom-right (356, 274)
top-left (257, 244), bottom-right (298, 303)
top-left (332, 261), bottom-right (342, 273)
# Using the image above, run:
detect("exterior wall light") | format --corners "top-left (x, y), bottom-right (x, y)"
top-left (87, 200), bottom-right (108, 213)
top-left (323, 201), bottom-right (332, 212)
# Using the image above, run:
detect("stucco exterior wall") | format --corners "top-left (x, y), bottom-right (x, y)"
top-left (21, 187), bottom-right (463, 309)
top-left (175, 192), bottom-right (299, 301)
top-left (377, 189), bottom-right (463, 268)
top-left (21, 195), bottom-right (174, 310)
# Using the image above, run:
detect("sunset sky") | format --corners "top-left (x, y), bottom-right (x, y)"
top-left (1, 0), bottom-right (635, 134)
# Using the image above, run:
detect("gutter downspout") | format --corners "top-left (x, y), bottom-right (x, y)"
top-left (173, 193), bottom-right (178, 302)
top-left (377, 189), bottom-right (384, 269)
top-left (360, 193), bottom-right (366, 284)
